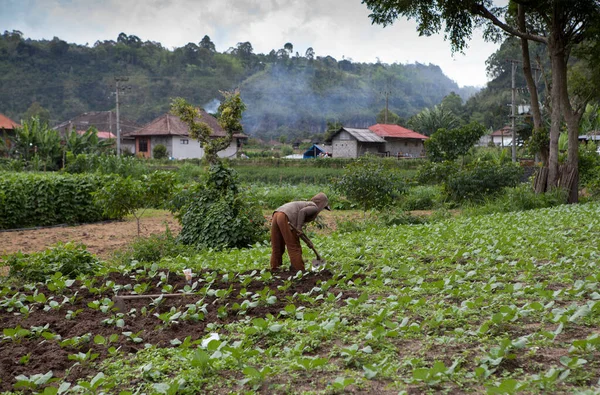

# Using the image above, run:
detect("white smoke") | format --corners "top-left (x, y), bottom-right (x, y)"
top-left (203, 99), bottom-right (220, 114)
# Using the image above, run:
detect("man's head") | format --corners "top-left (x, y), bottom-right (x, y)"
top-left (311, 192), bottom-right (331, 211)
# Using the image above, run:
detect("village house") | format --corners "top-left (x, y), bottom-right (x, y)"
top-left (54, 111), bottom-right (139, 154)
top-left (0, 113), bottom-right (21, 154)
top-left (129, 110), bottom-right (246, 159)
top-left (327, 124), bottom-right (427, 158)
top-left (490, 126), bottom-right (513, 147)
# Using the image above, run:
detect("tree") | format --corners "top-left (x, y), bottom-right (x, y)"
top-left (305, 47), bottom-right (315, 60)
top-left (409, 105), bottom-right (461, 136)
top-left (199, 35), bottom-right (216, 52)
top-left (171, 90), bottom-right (246, 165)
top-left (23, 102), bottom-right (51, 124)
top-left (424, 122), bottom-right (487, 163)
top-left (94, 172), bottom-right (175, 236)
top-left (376, 108), bottom-right (401, 125)
top-left (362, 0), bottom-right (600, 202)
top-left (441, 92), bottom-right (464, 119)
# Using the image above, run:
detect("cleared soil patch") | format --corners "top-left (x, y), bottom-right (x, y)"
top-left (0, 268), bottom-right (359, 392)
top-left (0, 211), bottom-right (181, 259)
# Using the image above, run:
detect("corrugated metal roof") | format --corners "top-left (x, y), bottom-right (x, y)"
top-left (370, 124), bottom-right (428, 139)
top-left (343, 128), bottom-right (386, 142)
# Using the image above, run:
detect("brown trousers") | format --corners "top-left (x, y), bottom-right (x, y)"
top-left (270, 211), bottom-right (304, 271)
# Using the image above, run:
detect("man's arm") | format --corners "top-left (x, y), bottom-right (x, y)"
top-left (297, 205), bottom-right (319, 230)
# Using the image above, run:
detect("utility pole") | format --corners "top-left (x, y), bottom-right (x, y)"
top-left (114, 77), bottom-right (129, 156)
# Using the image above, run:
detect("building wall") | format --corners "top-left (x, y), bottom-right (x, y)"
top-left (384, 139), bottom-right (425, 157)
top-left (491, 135), bottom-right (513, 147)
top-left (332, 132), bottom-right (358, 158)
top-left (357, 143), bottom-right (382, 156)
top-left (169, 136), bottom-right (239, 159)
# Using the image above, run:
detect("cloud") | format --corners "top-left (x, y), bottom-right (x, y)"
top-left (2, 0), bottom-right (502, 86)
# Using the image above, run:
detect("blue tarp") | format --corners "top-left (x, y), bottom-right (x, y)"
top-left (303, 144), bottom-right (329, 159)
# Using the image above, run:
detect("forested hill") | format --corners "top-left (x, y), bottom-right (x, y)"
top-left (0, 31), bottom-right (478, 140)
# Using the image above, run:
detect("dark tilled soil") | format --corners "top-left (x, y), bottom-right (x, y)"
top-left (0, 269), bottom-right (357, 391)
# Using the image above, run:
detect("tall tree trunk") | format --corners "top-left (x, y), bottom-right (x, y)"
top-left (559, 66), bottom-right (581, 203)
top-left (547, 43), bottom-right (562, 190)
top-left (518, 5), bottom-right (548, 167)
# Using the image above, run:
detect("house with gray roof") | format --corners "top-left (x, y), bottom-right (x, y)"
top-left (129, 110), bottom-right (246, 159)
top-left (326, 127), bottom-right (386, 158)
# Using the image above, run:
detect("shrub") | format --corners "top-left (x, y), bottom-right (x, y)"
top-left (445, 161), bottom-right (523, 202)
top-left (0, 172), bottom-right (110, 229)
top-left (118, 226), bottom-right (195, 263)
top-left (176, 163), bottom-right (205, 183)
top-left (173, 162), bottom-right (267, 250)
top-left (63, 154), bottom-right (149, 178)
top-left (6, 242), bottom-right (101, 282)
top-left (153, 144), bottom-right (168, 159)
top-left (335, 157), bottom-right (406, 212)
top-left (401, 185), bottom-right (444, 211)
top-left (464, 184), bottom-right (568, 216)
top-left (415, 161), bottom-right (459, 185)
top-left (378, 210), bottom-right (429, 226)
top-left (578, 143), bottom-right (600, 185)
top-left (94, 171), bottom-right (176, 235)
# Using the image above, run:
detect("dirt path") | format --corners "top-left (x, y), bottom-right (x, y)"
top-left (0, 211), bottom-right (181, 260)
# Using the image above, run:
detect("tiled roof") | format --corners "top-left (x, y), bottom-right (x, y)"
top-left (76, 130), bottom-right (116, 139)
top-left (342, 128), bottom-right (386, 143)
top-left (491, 126), bottom-right (512, 136)
top-left (130, 110), bottom-right (245, 138)
top-left (369, 124), bottom-right (428, 140)
top-left (0, 113), bottom-right (20, 129)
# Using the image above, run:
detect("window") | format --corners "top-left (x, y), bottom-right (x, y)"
top-left (180, 139), bottom-right (189, 145)
top-left (138, 138), bottom-right (148, 152)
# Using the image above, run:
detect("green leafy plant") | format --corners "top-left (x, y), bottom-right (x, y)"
top-left (7, 243), bottom-right (100, 282)
top-left (335, 157), bottom-right (406, 212)
top-left (94, 171), bottom-right (175, 235)
top-left (153, 144), bottom-right (168, 159)
top-left (173, 162), bottom-right (267, 250)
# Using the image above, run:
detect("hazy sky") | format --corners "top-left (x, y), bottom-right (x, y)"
top-left (2, 0), bottom-right (507, 87)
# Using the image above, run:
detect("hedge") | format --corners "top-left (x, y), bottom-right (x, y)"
top-left (0, 172), bottom-right (113, 229)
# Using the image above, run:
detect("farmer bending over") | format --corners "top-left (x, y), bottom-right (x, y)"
top-left (270, 192), bottom-right (330, 272)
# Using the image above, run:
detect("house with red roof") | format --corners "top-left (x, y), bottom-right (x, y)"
top-left (129, 111), bottom-right (246, 159)
top-left (327, 124), bottom-right (428, 158)
top-left (0, 113), bottom-right (21, 153)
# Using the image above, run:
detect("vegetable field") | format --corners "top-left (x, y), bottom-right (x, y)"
top-left (2, 202), bottom-right (600, 393)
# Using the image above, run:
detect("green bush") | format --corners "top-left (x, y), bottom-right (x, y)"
top-left (119, 227), bottom-right (195, 263)
top-left (401, 185), bottom-right (444, 211)
top-left (464, 184), bottom-right (568, 215)
top-left (6, 242), bottom-right (101, 282)
top-left (335, 157), bottom-right (406, 211)
top-left (445, 161), bottom-right (523, 202)
top-left (415, 161), bottom-right (459, 185)
top-left (153, 144), bottom-right (168, 159)
top-left (94, 171), bottom-right (176, 235)
top-left (0, 172), bottom-right (111, 229)
top-left (176, 163), bottom-right (205, 183)
top-left (579, 143), bottom-right (600, 185)
top-left (378, 210), bottom-right (429, 226)
top-left (63, 154), bottom-right (149, 178)
top-left (173, 163), bottom-right (267, 250)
